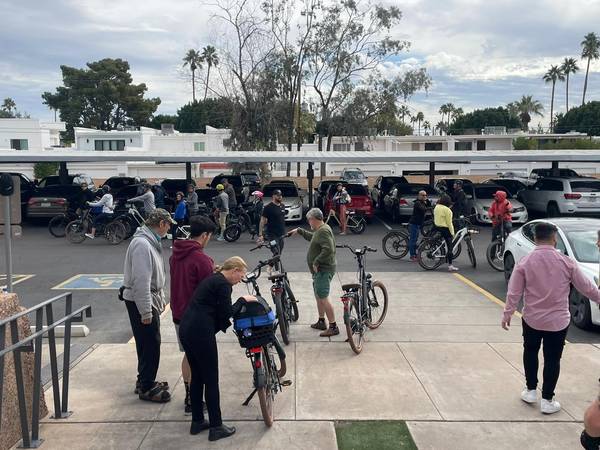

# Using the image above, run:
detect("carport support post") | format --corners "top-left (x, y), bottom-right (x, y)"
top-left (58, 162), bottom-right (69, 185)
top-left (429, 162), bottom-right (436, 187)
top-left (307, 162), bottom-right (314, 210)
top-left (185, 162), bottom-right (192, 183)
top-left (551, 160), bottom-right (559, 177)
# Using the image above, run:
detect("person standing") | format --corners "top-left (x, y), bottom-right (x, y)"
top-left (332, 183), bottom-right (351, 235)
top-left (433, 194), bottom-right (458, 272)
top-left (121, 209), bottom-right (176, 403)
top-left (153, 183), bottom-right (166, 210)
top-left (502, 222), bottom-right (600, 414)
top-left (215, 184), bottom-right (229, 241)
top-left (130, 183), bottom-right (156, 217)
top-left (171, 192), bottom-right (187, 244)
top-left (169, 216), bottom-right (216, 415)
top-left (186, 184), bottom-right (199, 216)
top-left (408, 190), bottom-right (432, 261)
top-left (450, 180), bottom-right (467, 218)
top-left (179, 257), bottom-right (250, 441)
top-left (85, 185), bottom-right (114, 239)
top-left (288, 208), bottom-right (338, 337)
top-left (488, 190), bottom-right (513, 241)
top-left (222, 178), bottom-right (237, 209)
top-left (258, 189), bottom-right (287, 252)
top-left (249, 190), bottom-right (264, 238)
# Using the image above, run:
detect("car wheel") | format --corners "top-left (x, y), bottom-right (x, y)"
top-left (503, 252), bottom-right (515, 284)
top-left (547, 202), bottom-right (560, 218)
top-left (569, 288), bottom-right (592, 329)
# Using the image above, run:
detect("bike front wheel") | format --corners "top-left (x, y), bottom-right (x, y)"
top-left (48, 214), bottom-right (72, 238)
top-left (417, 239), bottom-right (444, 270)
top-left (345, 298), bottom-right (364, 355)
top-left (284, 280), bottom-right (299, 322)
top-left (382, 231), bottom-right (408, 259)
top-left (348, 217), bottom-right (366, 234)
top-left (366, 280), bottom-right (388, 329)
top-left (486, 239), bottom-right (504, 271)
top-left (274, 292), bottom-right (290, 345)
top-left (257, 347), bottom-right (274, 427)
top-left (467, 237), bottom-right (477, 268)
top-left (105, 221), bottom-right (127, 245)
top-left (224, 224), bottom-right (242, 242)
top-left (65, 220), bottom-right (86, 244)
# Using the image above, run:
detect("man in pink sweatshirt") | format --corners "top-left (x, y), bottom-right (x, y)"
top-left (503, 222), bottom-right (600, 415)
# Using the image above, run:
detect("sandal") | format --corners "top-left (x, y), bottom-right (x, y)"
top-left (134, 380), bottom-right (168, 394)
top-left (139, 383), bottom-right (171, 403)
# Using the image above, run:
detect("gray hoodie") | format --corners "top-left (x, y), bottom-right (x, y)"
top-left (122, 225), bottom-right (167, 321)
top-left (129, 190), bottom-right (156, 214)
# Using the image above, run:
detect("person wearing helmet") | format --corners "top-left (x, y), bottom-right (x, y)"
top-left (85, 185), bottom-right (114, 239)
top-left (130, 183), bottom-right (156, 218)
top-left (250, 190), bottom-right (264, 237)
top-left (215, 184), bottom-right (229, 241)
top-left (450, 180), bottom-right (468, 218)
top-left (186, 184), bottom-right (199, 216)
top-left (488, 190), bottom-right (513, 242)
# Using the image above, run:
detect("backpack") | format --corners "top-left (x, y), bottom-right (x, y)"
top-left (232, 296), bottom-right (276, 348)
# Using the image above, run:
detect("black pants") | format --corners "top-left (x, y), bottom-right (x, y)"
top-left (125, 300), bottom-right (161, 392)
top-left (436, 227), bottom-right (453, 265)
top-left (581, 430), bottom-right (600, 449)
top-left (181, 334), bottom-right (222, 427)
top-left (522, 319), bottom-right (568, 400)
top-left (492, 221), bottom-right (512, 241)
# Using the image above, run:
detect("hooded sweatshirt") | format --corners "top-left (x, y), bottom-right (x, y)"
top-left (488, 191), bottom-right (512, 225)
top-left (122, 226), bottom-right (167, 321)
top-left (169, 240), bottom-right (214, 322)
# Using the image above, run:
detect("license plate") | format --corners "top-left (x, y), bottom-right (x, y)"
top-left (41, 202), bottom-right (51, 208)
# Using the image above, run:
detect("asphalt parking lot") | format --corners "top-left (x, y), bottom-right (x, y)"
top-left (2, 214), bottom-right (599, 348)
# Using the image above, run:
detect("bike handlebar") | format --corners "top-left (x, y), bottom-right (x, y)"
top-left (336, 244), bottom-right (377, 255)
top-left (243, 255), bottom-right (281, 283)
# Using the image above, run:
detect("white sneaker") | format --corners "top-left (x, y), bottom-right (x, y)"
top-left (217, 236), bottom-right (224, 242)
top-left (521, 388), bottom-right (537, 404)
top-left (448, 265), bottom-right (459, 272)
top-left (85, 233), bottom-right (95, 239)
top-left (541, 398), bottom-right (561, 414)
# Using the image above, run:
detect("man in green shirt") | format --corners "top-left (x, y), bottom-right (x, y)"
top-left (289, 208), bottom-right (339, 337)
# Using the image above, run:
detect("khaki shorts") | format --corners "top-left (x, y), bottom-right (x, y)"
top-left (219, 212), bottom-right (228, 230)
top-left (174, 323), bottom-right (184, 352)
top-left (312, 271), bottom-right (334, 299)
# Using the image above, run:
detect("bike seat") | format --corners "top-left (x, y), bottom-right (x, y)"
top-left (268, 272), bottom-right (287, 282)
top-left (342, 283), bottom-right (360, 291)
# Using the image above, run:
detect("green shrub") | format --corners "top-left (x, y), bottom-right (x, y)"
top-left (33, 162), bottom-right (59, 179)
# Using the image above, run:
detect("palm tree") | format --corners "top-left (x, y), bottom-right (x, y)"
top-left (201, 46), bottom-right (219, 101)
top-left (398, 105), bottom-right (411, 124)
top-left (410, 116), bottom-right (418, 135)
top-left (1, 98), bottom-right (16, 114)
top-left (581, 32), bottom-right (600, 105)
top-left (543, 65), bottom-right (565, 132)
top-left (445, 103), bottom-right (456, 129)
top-left (514, 95), bottom-right (544, 131)
top-left (436, 121), bottom-right (447, 136)
top-left (182, 49), bottom-right (202, 102)
top-left (416, 112), bottom-right (424, 135)
top-left (423, 120), bottom-right (431, 135)
top-left (560, 57), bottom-right (579, 112)
top-left (438, 104), bottom-right (449, 128)
top-left (451, 107), bottom-right (463, 123)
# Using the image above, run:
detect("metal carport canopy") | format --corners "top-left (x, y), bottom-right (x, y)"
top-left (0, 149), bottom-right (600, 163)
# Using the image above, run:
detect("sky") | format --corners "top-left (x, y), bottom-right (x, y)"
top-left (1, 0), bottom-right (600, 131)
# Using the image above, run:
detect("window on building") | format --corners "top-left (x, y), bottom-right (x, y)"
top-left (94, 140), bottom-right (126, 151)
top-left (333, 143), bottom-right (351, 151)
top-left (455, 141), bottom-right (472, 151)
top-left (476, 140), bottom-right (487, 150)
top-left (354, 141), bottom-right (365, 151)
top-left (222, 138), bottom-right (231, 148)
top-left (424, 142), bottom-right (443, 151)
top-left (194, 142), bottom-right (205, 151)
top-left (10, 139), bottom-right (28, 150)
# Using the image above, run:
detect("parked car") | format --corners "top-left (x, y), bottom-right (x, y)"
top-left (371, 175), bottom-right (408, 209)
top-left (112, 184), bottom-right (143, 212)
top-left (341, 168), bottom-right (368, 186)
top-left (27, 184), bottom-right (86, 219)
top-left (482, 178), bottom-right (528, 197)
top-left (434, 178), bottom-right (473, 195)
top-left (263, 183), bottom-right (305, 222)
top-left (463, 183), bottom-right (528, 224)
top-left (503, 218), bottom-right (600, 329)
top-left (103, 176), bottom-right (141, 191)
top-left (518, 177), bottom-right (600, 217)
top-left (383, 183), bottom-right (438, 223)
top-left (531, 168), bottom-right (581, 179)
top-left (324, 182), bottom-right (374, 219)
top-left (37, 174), bottom-right (96, 191)
top-left (313, 179), bottom-right (344, 210)
top-left (7, 172), bottom-right (37, 219)
top-left (240, 171), bottom-right (262, 201)
top-left (161, 179), bottom-right (196, 210)
top-left (208, 174), bottom-right (246, 203)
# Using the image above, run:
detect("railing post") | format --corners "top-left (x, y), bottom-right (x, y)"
top-left (45, 304), bottom-right (62, 418)
top-left (30, 309), bottom-right (44, 446)
top-left (10, 320), bottom-right (31, 448)
top-left (0, 323), bottom-right (5, 434)
top-left (60, 294), bottom-right (73, 417)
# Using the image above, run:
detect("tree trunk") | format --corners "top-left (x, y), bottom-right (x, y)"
top-left (550, 81), bottom-right (555, 132)
top-left (204, 66), bottom-right (211, 101)
top-left (192, 69), bottom-right (196, 102)
top-left (566, 73), bottom-right (570, 112)
top-left (286, 105), bottom-right (293, 177)
top-left (582, 57), bottom-right (591, 106)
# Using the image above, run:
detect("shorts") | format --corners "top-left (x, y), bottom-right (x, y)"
top-left (312, 271), bottom-right (334, 299)
top-left (174, 323), bottom-right (184, 352)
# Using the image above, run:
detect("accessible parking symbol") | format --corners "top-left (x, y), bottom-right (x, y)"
top-left (53, 274), bottom-right (124, 290)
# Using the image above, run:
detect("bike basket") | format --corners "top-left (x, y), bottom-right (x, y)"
top-left (234, 325), bottom-right (275, 348)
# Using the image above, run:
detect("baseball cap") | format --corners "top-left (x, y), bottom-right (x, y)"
top-left (272, 189), bottom-right (283, 196)
top-left (148, 208), bottom-right (177, 225)
top-left (216, 184), bottom-right (224, 191)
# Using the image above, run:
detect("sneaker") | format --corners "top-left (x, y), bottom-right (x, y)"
top-left (190, 420), bottom-right (210, 435)
top-left (217, 236), bottom-right (225, 242)
top-left (85, 233), bottom-right (95, 239)
top-left (310, 319), bottom-right (327, 330)
top-left (208, 424), bottom-right (236, 442)
top-left (410, 256), bottom-right (418, 262)
top-left (521, 388), bottom-right (537, 404)
top-left (541, 398), bottom-right (561, 414)
top-left (448, 265), bottom-right (459, 272)
top-left (320, 326), bottom-right (340, 337)
top-left (339, 232), bottom-right (347, 236)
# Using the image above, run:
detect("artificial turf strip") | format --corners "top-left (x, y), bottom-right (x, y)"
top-left (335, 421), bottom-right (418, 450)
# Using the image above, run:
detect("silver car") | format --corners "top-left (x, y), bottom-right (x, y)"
top-left (518, 177), bottom-right (600, 217)
top-left (463, 184), bottom-right (528, 224)
top-left (383, 183), bottom-right (438, 222)
top-left (262, 183), bottom-right (305, 222)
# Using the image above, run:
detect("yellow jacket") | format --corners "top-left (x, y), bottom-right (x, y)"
top-left (434, 204), bottom-right (454, 236)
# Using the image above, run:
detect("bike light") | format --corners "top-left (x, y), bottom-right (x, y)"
top-left (254, 360), bottom-right (262, 369)
top-left (564, 193), bottom-right (582, 200)
top-left (249, 347), bottom-right (262, 354)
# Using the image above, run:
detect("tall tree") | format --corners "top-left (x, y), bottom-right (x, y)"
top-left (438, 103), bottom-right (450, 132)
top-left (398, 105), bottom-right (411, 124)
top-left (201, 46), bottom-right (219, 101)
top-left (435, 120), bottom-right (446, 136)
top-left (581, 32), bottom-right (600, 105)
top-left (423, 120), bottom-right (431, 135)
top-left (42, 58), bottom-right (160, 139)
top-left (183, 49), bottom-right (202, 102)
top-left (543, 65), bottom-right (564, 131)
top-left (448, 106), bottom-right (521, 135)
top-left (415, 111), bottom-right (424, 135)
top-left (1, 98), bottom-right (16, 115)
top-left (560, 57), bottom-right (579, 112)
top-left (514, 95), bottom-right (544, 131)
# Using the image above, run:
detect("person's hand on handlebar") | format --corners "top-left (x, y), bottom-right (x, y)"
top-left (287, 228), bottom-right (299, 236)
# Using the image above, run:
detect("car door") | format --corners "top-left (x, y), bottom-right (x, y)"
top-left (525, 181), bottom-right (544, 212)
top-left (513, 222), bottom-right (537, 262)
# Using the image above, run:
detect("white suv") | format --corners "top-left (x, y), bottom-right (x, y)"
top-left (518, 177), bottom-right (600, 217)
top-left (341, 168), bottom-right (368, 186)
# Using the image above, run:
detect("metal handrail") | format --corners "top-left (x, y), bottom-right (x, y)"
top-left (0, 292), bottom-right (92, 448)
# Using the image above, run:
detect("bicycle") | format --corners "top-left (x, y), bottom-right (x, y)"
top-left (249, 236), bottom-right (299, 345)
top-left (381, 218), bottom-right (438, 260)
top-left (486, 218), bottom-right (511, 272)
top-left (325, 208), bottom-right (366, 234)
top-left (65, 208), bottom-right (127, 245)
top-left (337, 245), bottom-right (389, 354)
top-left (114, 203), bottom-right (146, 239)
top-left (48, 209), bottom-right (80, 238)
top-left (417, 215), bottom-right (479, 270)
top-left (234, 261), bottom-right (288, 426)
top-left (224, 204), bottom-right (257, 242)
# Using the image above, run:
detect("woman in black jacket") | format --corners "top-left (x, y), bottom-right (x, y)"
top-left (179, 256), bottom-right (253, 442)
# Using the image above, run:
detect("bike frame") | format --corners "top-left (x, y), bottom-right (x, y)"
top-left (430, 218), bottom-right (476, 258)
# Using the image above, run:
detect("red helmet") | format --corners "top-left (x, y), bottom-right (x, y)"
top-left (251, 190), bottom-right (264, 199)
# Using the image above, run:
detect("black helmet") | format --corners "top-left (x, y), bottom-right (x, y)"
top-left (101, 185), bottom-right (111, 194)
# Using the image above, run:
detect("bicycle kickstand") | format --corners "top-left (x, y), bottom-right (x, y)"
top-left (242, 388), bottom-right (258, 406)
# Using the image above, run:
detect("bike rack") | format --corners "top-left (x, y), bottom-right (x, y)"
top-left (0, 293), bottom-right (92, 448)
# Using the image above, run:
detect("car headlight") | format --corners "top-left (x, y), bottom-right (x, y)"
top-left (513, 207), bottom-right (525, 212)
top-left (292, 201), bottom-right (301, 209)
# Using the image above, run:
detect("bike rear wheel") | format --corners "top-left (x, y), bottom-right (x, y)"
top-left (65, 220), bottom-right (86, 244)
top-left (48, 214), bottom-right (72, 238)
top-left (366, 280), bottom-right (388, 329)
top-left (105, 221), bottom-right (127, 245)
top-left (274, 292), bottom-right (290, 345)
top-left (284, 280), bottom-right (299, 322)
top-left (467, 237), bottom-right (477, 268)
top-left (382, 231), bottom-right (408, 259)
top-left (257, 347), bottom-right (274, 427)
top-left (348, 217), bottom-right (366, 234)
top-left (417, 239), bottom-right (444, 270)
top-left (486, 239), bottom-right (504, 271)
top-left (345, 297), bottom-right (364, 355)
top-left (224, 224), bottom-right (242, 242)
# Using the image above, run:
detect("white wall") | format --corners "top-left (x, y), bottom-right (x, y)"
top-left (0, 119), bottom-right (64, 150)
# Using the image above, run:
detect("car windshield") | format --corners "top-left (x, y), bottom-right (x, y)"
top-left (570, 181), bottom-right (600, 192)
top-left (263, 185), bottom-right (298, 197)
top-left (565, 230), bottom-right (600, 263)
top-left (344, 185), bottom-right (368, 196)
top-left (474, 186), bottom-right (512, 199)
top-left (343, 171), bottom-right (364, 180)
top-left (397, 184), bottom-right (436, 195)
top-left (242, 174), bottom-right (260, 183)
top-left (382, 177), bottom-right (408, 190)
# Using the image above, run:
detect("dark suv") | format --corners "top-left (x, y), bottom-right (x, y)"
top-left (371, 176), bottom-right (408, 209)
top-left (208, 173), bottom-right (261, 203)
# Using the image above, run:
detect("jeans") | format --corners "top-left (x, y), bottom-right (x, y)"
top-left (125, 300), bottom-right (161, 392)
top-left (522, 319), bottom-right (568, 400)
top-left (408, 223), bottom-right (420, 257)
top-left (492, 221), bottom-right (512, 241)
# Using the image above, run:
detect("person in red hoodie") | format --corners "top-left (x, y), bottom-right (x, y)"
top-left (488, 190), bottom-right (513, 242)
top-left (170, 215), bottom-right (216, 415)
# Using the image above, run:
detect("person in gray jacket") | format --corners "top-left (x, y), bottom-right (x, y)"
top-left (130, 183), bottom-right (156, 217)
top-left (121, 208), bottom-right (176, 403)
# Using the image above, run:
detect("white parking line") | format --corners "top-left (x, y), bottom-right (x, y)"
top-left (376, 216), bottom-right (392, 230)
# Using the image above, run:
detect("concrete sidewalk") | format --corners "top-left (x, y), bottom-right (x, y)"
top-left (29, 272), bottom-right (599, 449)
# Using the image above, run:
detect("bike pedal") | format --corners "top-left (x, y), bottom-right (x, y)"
top-left (281, 379), bottom-right (293, 387)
